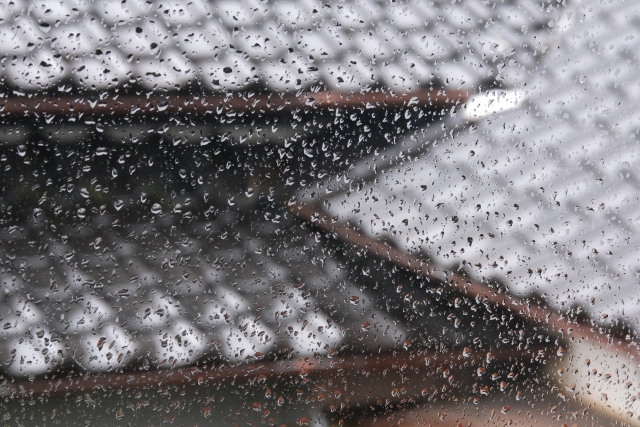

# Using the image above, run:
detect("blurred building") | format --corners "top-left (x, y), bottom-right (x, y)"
top-left (0, 0), bottom-right (637, 426)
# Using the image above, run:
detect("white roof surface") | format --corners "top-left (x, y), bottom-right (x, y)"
top-left (319, 0), bottom-right (640, 326)
top-left (0, 0), bottom-right (561, 92)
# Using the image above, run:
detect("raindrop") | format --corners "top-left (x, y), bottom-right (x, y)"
top-left (93, 237), bottom-right (102, 249)
top-left (64, 250), bottom-right (76, 262)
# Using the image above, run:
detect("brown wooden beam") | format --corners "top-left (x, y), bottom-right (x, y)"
top-left (1, 346), bottom-right (541, 399)
top-left (0, 89), bottom-right (468, 117)
top-left (289, 202), bottom-right (640, 361)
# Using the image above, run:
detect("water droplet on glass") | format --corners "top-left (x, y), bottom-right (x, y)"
top-left (151, 203), bottom-right (162, 215)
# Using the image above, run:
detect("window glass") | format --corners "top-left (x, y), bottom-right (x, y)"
top-left (0, 1), bottom-right (637, 426)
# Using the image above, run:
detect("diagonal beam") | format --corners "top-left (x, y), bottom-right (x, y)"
top-left (289, 202), bottom-right (640, 360)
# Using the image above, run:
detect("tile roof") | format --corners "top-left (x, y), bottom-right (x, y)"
top-left (0, 0), bottom-right (561, 92)
top-left (0, 185), bottom-right (553, 378)
top-left (0, 210), bottom-right (396, 375)
top-left (0, 214), bottom-right (380, 375)
top-left (0, 0), bottom-right (565, 379)
top-left (317, 0), bottom-right (640, 330)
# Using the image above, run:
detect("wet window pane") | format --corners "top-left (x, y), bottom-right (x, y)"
top-left (0, 0), bottom-right (637, 426)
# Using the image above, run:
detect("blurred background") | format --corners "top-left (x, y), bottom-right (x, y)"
top-left (0, 0), bottom-right (639, 426)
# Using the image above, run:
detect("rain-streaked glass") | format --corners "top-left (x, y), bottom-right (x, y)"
top-left (0, 1), bottom-right (637, 426)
